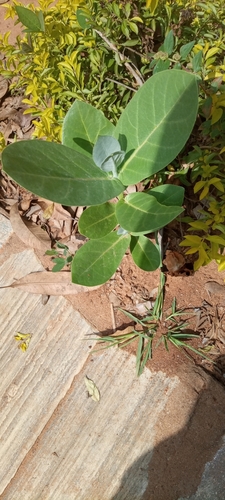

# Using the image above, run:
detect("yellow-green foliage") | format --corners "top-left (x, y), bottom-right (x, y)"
top-left (0, 0), bottom-right (144, 142)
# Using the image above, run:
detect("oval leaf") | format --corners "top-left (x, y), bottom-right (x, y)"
top-left (62, 101), bottom-right (115, 157)
top-left (116, 193), bottom-right (184, 234)
top-left (78, 203), bottom-right (117, 239)
top-left (15, 6), bottom-right (43, 32)
top-left (147, 185), bottom-right (184, 206)
top-left (93, 136), bottom-right (122, 168)
top-left (115, 70), bottom-right (198, 185)
top-left (130, 235), bottom-right (160, 271)
top-left (72, 233), bottom-right (131, 286)
top-left (2, 141), bottom-right (124, 206)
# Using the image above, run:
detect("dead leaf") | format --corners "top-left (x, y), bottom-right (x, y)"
top-left (84, 376), bottom-right (100, 402)
top-left (10, 202), bottom-right (51, 252)
top-left (42, 202), bottom-right (54, 220)
top-left (163, 250), bottom-right (185, 275)
top-left (0, 76), bottom-right (8, 100)
top-left (1, 271), bottom-right (101, 295)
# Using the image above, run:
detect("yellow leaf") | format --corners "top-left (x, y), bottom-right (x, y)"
top-left (205, 47), bottom-right (221, 59)
top-left (15, 332), bottom-right (32, 341)
top-left (84, 376), bottom-right (100, 402)
top-left (23, 108), bottom-right (38, 115)
top-left (206, 235), bottom-right (225, 246)
top-left (131, 16), bottom-right (143, 23)
top-left (220, 146), bottom-right (225, 154)
top-left (43, 203), bottom-right (54, 219)
top-left (218, 259), bottom-right (225, 272)
top-left (199, 185), bottom-right (209, 200)
top-left (194, 44), bottom-right (204, 53)
top-left (193, 246), bottom-right (208, 271)
top-left (146, 0), bottom-right (159, 14)
top-left (14, 332), bottom-right (32, 351)
top-left (185, 247), bottom-right (199, 255)
top-left (180, 235), bottom-right (202, 245)
top-left (188, 221), bottom-right (209, 231)
top-left (214, 180), bottom-right (224, 192)
top-left (193, 180), bottom-right (205, 193)
top-left (211, 107), bottom-right (223, 124)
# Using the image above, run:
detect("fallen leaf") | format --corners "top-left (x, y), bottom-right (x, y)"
top-left (10, 202), bottom-right (51, 252)
top-left (42, 202), bottom-right (54, 220)
top-left (0, 75), bottom-right (8, 99)
top-left (14, 332), bottom-right (32, 351)
top-left (163, 249), bottom-right (185, 274)
top-left (84, 376), bottom-right (100, 402)
top-left (1, 271), bottom-right (101, 295)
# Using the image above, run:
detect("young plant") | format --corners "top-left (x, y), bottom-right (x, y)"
top-left (91, 271), bottom-right (165, 376)
top-left (45, 242), bottom-right (73, 272)
top-left (2, 69), bottom-right (199, 286)
top-left (90, 284), bottom-right (209, 376)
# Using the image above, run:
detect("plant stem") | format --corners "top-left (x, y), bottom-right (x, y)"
top-left (94, 29), bottom-right (144, 87)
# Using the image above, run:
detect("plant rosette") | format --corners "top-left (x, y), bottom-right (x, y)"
top-left (2, 69), bottom-right (199, 286)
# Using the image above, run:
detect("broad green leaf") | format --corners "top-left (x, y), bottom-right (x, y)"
top-left (116, 193), bottom-right (184, 234)
top-left (130, 235), bottom-right (160, 271)
top-left (153, 59), bottom-right (170, 74)
top-left (15, 6), bottom-right (43, 32)
top-left (192, 50), bottom-right (203, 73)
top-left (180, 41), bottom-right (195, 61)
top-left (147, 185), bottom-right (184, 206)
top-left (62, 101), bottom-right (114, 157)
top-left (78, 203), bottom-right (117, 239)
top-left (114, 70), bottom-right (198, 185)
top-left (37, 11), bottom-right (45, 32)
top-left (2, 141), bottom-right (124, 206)
top-left (72, 233), bottom-right (130, 286)
top-left (76, 8), bottom-right (92, 29)
top-left (160, 30), bottom-right (174, 56)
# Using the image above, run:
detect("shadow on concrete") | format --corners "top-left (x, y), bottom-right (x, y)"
top-left (111, 357), bottom-right (225, 500)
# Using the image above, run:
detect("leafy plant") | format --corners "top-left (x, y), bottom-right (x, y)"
top-left (0, 0), bottom-right (146, 143)
top-left (2, 69), bottom-right (198, 286)
top-left (45, 242), bottom-right (73, 272)
top-left (90, 278), bottom-right (207, 376)
top-left (179, 147), bottom-right (225, 271)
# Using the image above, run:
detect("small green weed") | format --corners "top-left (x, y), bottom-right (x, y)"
top-left (45, 242), bottom-right (73, 272)
top-left (90, 274), bottom-right (211, 376)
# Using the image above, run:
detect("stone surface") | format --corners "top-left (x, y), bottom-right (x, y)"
top-left (0, 214), bottom-right (13, 248)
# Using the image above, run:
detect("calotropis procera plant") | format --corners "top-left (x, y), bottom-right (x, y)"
top-left (2, 70), bottom-right (198, 286)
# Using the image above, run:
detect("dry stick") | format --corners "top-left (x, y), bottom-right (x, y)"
top-left (110, 302), bottom-right (116, 332)
top-left (94, 29), bottom-right (144, 88)
top-left (105, 77), bottom-right (137, 92)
